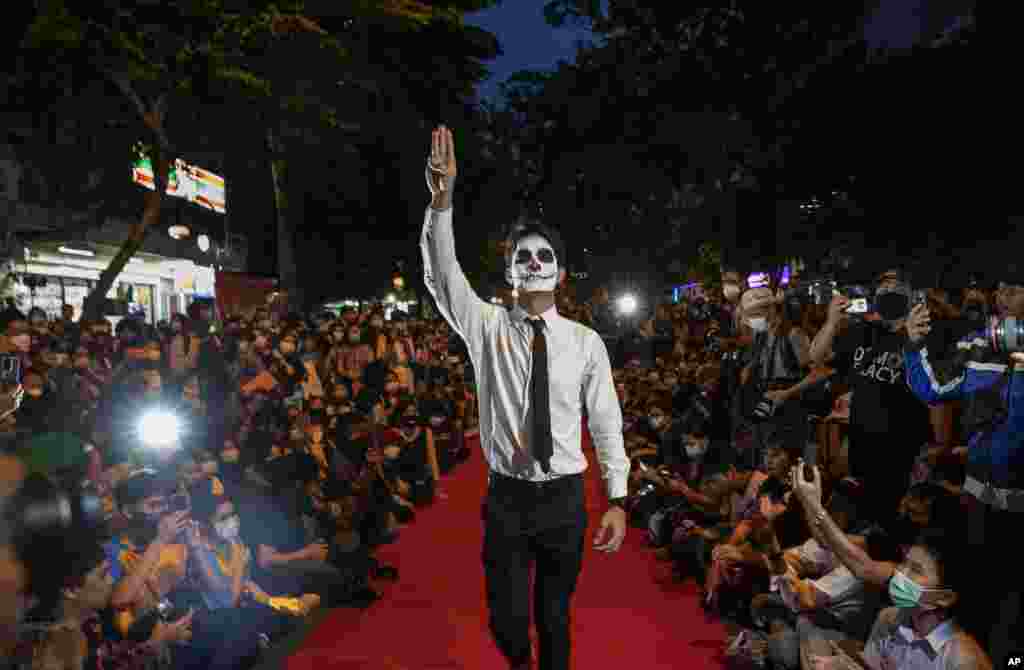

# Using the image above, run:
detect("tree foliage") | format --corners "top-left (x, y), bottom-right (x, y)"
top-left (489, 0), bottom-right (976, 280)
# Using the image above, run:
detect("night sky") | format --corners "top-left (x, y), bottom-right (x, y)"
top-left (465, 1), bottom-right (600, 103)
top-left (247, 1), bottom-right (972, 292)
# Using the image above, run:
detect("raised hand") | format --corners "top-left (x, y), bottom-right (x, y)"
top-left (906, 304), bottom-right (932, 344)
top-left (426, 126), bottom-right (457, 205)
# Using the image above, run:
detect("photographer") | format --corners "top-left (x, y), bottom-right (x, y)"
top-left (903, 273), bottom-right (1024, 665)
top-left (809, 269), bottom-right (932, 525)
top-left (737, 286), bottom-right (820, 468)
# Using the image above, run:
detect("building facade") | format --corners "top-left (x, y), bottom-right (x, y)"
top-left (1, 141), bottom-right (245, 323)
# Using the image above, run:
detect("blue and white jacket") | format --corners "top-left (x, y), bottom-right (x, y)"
top-left (904, 330), bottom-right (1024, 511)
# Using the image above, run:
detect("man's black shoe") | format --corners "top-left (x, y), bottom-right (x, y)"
top-left (346, 587), bottom-right (380, 609)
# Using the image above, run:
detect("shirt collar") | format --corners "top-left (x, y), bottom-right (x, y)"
top-left (897, 618), bottom-right (956, 654)
top-left (511, 303), bottom-right (560, 328)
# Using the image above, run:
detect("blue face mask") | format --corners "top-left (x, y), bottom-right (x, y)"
top-left (888, 570), bottom-right (923, 608)
top-left (889, 569), bottom-right (949, 609)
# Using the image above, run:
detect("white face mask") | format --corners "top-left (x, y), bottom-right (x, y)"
top-left (747, 316), bottom-right (769, 332)
top-left (684, 438), bottom-right (709, 459)
top-left (507, 234), bottom-right (559, 294)
top-left (214, 515), bottom-right (241, 541)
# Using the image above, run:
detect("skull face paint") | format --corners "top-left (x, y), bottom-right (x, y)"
top-left (506, 234), bottom-right (559, 294)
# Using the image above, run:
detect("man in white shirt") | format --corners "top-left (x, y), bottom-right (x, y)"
top-left (420, 126), bottom-right (629, 670)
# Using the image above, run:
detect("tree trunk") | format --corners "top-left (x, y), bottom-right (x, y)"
top-left (81, 151), bottom-right (171, 322)
top-left (266, 127), bottom-right (302, 313)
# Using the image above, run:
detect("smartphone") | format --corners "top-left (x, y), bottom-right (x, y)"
top-left (844, 298), bottom-right (869, 314)
top-left (0, 355), bottom-right (20, 384)
top-left (911, 289), bottom-right (928, 308)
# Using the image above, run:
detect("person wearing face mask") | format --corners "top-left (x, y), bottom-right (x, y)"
top-left (15, 372), bottom-right (57, 432)
top-left (382, 398), bottom-right (440, 507)
top-left (167, 313), bottom-right (200, 383)
top-left (737, 286), bottom-right (820, 470)
top-left (6, 321), bottom-right (33, 373)
top-left (267, 334), bottom-right (302, 396)
top-left (790, 464), bottom-right (992, 670)
top-left (327, 325), bottom-right (375, 397)
top-left (809, 268), bottom-right (933, 526)
top-left (902, 267), bottom-right (1024, 664)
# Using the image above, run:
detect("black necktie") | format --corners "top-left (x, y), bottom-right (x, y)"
top-left (528, 318), bottom-right (553, 473)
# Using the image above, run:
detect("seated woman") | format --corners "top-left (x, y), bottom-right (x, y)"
top-left (187, 479), bottom-right (320, 620)
top-left (27, 544), bottom-right (193, 670)
top-left (790, 464), bottom-right (992, 670)
top-left (420, 382), bottom-right (465, 474)
top-left (380, 397), bottom-right (441, 508)
top-left (668, 443), bottom-right (799, 591)
top-left (704, 476), bottom-right (792, 616)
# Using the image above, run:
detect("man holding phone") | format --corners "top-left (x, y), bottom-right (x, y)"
top-left (808, 269), bottom-right (933, 524)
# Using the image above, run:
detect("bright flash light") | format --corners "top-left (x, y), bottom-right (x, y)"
top-left (385, 294), bottom-right (396, 303)
top-left (138, 410), bottom-right (180, 449)
top-left (617, 294), bottom-right (637, 315)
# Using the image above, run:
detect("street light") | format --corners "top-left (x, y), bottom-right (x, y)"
top-left (168, 225), bottom-right (190, 240)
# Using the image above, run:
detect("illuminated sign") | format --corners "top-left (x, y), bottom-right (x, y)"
top-left (132, 156), bottom-right (226, 214)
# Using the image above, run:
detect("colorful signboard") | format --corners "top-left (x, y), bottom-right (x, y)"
top-left (132, 156), bottom-right (226, 214)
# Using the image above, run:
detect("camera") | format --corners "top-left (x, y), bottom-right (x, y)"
top-left (687, 299), bottom-right (720, 323)
top-left (786, 279), bottom-right (837, 307)
top-left (986, 317), bottom-right (1024, 354)
top-left (3, 471), bottom-right (106, 617)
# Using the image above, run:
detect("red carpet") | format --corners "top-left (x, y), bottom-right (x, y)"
top-left (288, 439), bottom-right (727, 670)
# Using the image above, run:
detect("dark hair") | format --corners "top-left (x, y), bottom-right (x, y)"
top-left (758, 476), bottom-right (791, 503)
top-left (904, 482), bottom-right (952, 513)
top-left (504, 221), bottom-right (567, 271)
top-left (911, 526), bottom-right (966, 611)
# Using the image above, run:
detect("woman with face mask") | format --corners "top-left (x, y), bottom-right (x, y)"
top-left (790, 463), bottom-right (992, 670)
top-left (384, 399), bottom-right (440, 507)
top-left (326, 325), bottom-right (374, 397)
top-left (267, 334), bottom-right (302, 396)
top-left (181, 482), bottom-right (318, 668)
top-left (16, 372), bottom-right (57, 431)
top-left (738, 286), bottom-right (820, 468)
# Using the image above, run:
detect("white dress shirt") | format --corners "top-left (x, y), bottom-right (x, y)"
top-left (421, 206), bottom-right (629, 500)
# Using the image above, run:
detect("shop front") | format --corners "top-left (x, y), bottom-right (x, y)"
top-left (9, 243), bottom-right (216, 324)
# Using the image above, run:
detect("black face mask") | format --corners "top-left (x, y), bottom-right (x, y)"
top-left (876, 293), bottom-right (910, 322)
top-left (125, 517), bottom-right (160, 546)
top-left (962, 301), bottom-right (987, 324)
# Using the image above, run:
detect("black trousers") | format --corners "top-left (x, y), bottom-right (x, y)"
top-left (482, 472), bottom-right (587, 670)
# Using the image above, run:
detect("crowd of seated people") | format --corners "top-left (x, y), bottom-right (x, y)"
top-left (0, 302), bottom-right (476, 670)
top-left (0, 267), bottom-right (1016, 670)
top-left (619, 272), bottom-right (1000, 669)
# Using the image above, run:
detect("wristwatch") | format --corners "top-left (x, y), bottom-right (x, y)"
top-left (609, 497), bottom-right (627, 510)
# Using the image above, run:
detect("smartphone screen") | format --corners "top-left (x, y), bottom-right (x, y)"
top-left (845, 298), bottom-right (868, 314)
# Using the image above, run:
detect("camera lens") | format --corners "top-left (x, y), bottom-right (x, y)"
top-left (989, 317), bottom-right (1024, 354)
